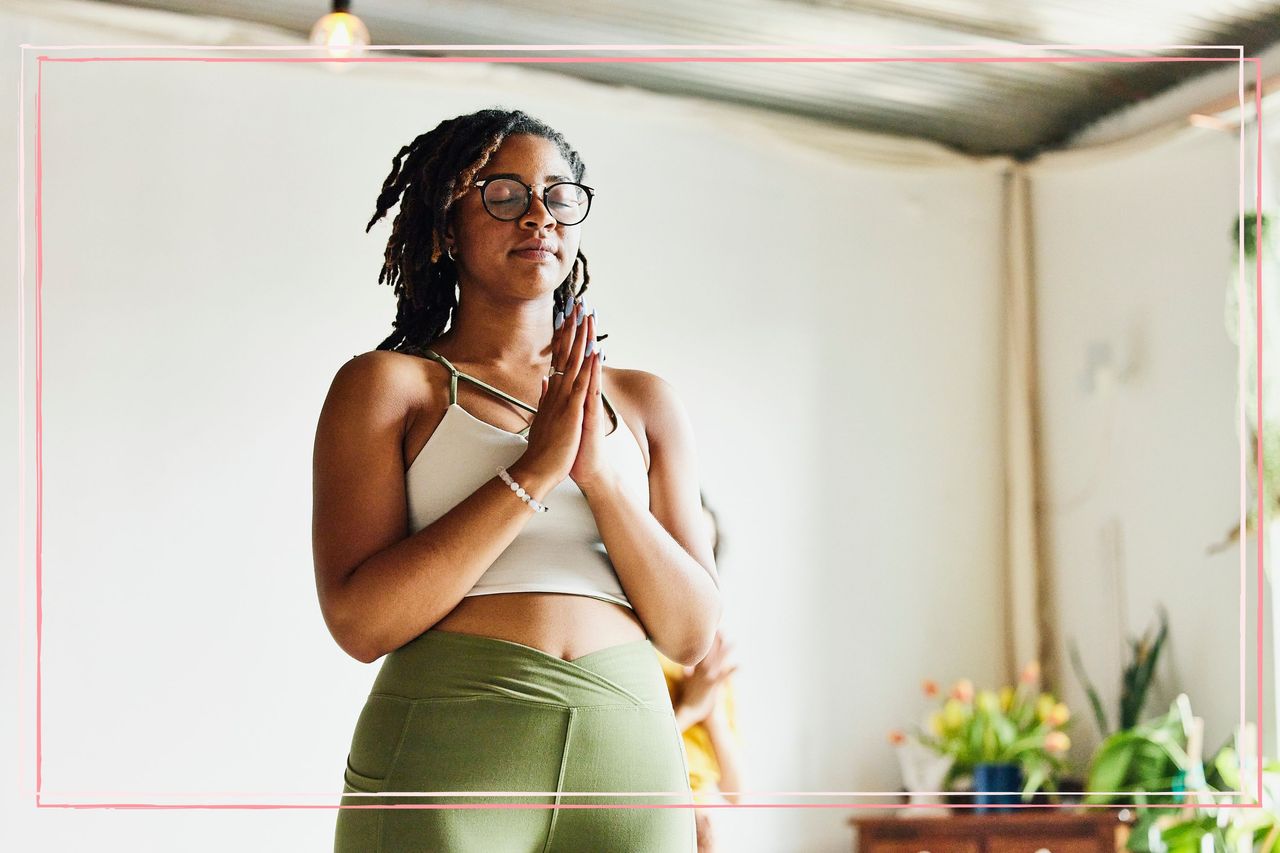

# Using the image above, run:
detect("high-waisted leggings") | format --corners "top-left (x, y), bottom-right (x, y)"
top-left (334, 629), bottom-right (697, 852)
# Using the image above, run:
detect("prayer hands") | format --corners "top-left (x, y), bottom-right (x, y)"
top-left (520, 296), bottom-right (609, 488)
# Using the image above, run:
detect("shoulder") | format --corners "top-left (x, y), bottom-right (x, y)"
top-left (323, 349), bottom-right (441, 423)
top-left (605, 366), bottom-right (692, 449)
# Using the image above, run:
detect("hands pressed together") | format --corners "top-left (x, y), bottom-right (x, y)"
top-left (517, 295), bottom-right (613, 492)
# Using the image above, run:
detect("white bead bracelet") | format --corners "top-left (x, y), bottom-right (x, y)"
top-left (496, 466), bottom-right (549, 513)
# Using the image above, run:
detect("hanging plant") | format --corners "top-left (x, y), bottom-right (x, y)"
top-left (1210, 210), bottom-right (1279, 554)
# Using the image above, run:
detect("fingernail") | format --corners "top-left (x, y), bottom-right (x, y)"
top-left (585, 337), bottom-right (595, 357)
top-left (554, 309), bottom-right (564, 330)
top-left (576, 309), bottom-right (585, 326)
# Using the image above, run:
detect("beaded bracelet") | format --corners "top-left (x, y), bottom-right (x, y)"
top-left (496, 466), bottom-right (550, 513)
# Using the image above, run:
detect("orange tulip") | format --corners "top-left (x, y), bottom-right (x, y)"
top-left (922, 679), bottom-right (940, 698)
top-left (888, 729), bottom-right (907, 746)
top-left (1046, 702), bottom-right (1070, 727)
top-left (950, 679), bottom-right (975, 703)
top-left (1045, 731), bottom-right (1071, 753)
top-left (1020, 660), bottom-right (1041, 684)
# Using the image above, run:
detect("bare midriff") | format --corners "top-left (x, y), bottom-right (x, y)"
top-left (431, 592), bottom-right (647, 662)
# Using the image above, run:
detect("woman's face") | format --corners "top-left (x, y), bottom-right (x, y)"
top-left (447, 133), bottom-right (583, 300)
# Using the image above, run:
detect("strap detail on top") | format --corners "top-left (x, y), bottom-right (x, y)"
top-left (420, 349), bottom-right (620, 436)
top-left (422, 349), bottom-right (534, 413)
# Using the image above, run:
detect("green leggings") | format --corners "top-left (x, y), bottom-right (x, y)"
top-left (334, 629), bottom-right (697, 852)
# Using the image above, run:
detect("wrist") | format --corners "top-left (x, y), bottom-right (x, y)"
top-left (704, 707), bottom-right (730, 735)
top-left (505, 458), bottom-right (559, 502)
top-left (576, 468), bottom-right (622, 500)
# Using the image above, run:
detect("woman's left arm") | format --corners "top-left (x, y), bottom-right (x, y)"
top-left (578, 368), bottom-right (722, 666)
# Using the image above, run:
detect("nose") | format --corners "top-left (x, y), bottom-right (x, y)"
top-left (520, 189), bottom-right (557, 231)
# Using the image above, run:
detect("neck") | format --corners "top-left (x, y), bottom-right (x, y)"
top-left (433, 287), bottom-right (558, 369)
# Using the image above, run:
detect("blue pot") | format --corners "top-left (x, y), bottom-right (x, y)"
top-left (973, 762), bottom-right (1024, 813)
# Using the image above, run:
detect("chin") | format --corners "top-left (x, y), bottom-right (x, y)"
top-left (536, 266), bottom-right (573, 291)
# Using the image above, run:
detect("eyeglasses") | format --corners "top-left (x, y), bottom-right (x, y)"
top-left (471, 177), bottom-right (595, 226)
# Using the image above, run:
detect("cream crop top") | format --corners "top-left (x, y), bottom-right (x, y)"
top-left (404, 349), bottom-right (650, 609)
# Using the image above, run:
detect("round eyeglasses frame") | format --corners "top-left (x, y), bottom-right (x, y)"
top-left (471, 177), bottom-right (596, 226)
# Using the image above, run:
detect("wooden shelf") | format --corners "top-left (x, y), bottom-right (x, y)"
top-left (850, 810), bottom-right (1130, 853)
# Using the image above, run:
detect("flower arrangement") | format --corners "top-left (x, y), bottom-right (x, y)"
top-left (889, 661), bottom-right (1075, 798)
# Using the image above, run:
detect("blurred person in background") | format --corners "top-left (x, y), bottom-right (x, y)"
top-left (658, 493), bottom-right (744, 853)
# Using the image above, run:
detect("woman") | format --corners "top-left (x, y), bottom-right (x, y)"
top-left (312, 108), bottom-right (721, 852)
top-left (660, 497), bottom-right (745, 852)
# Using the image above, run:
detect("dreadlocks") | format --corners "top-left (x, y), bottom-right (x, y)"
top-left (365, 108), bottom-right (592, 355)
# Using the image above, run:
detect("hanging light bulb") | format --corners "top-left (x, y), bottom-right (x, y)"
top-left (309, 1), bottom-right (370, 59)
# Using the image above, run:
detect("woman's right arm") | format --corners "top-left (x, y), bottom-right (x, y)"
top-left (310, 351), bottom-right (558, 664)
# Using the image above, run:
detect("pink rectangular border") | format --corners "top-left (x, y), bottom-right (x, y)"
top-left (17, 45), bottom-right (1264, 812)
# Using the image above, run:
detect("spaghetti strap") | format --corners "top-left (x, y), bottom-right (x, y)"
top-left (421, 349), bottom-right (619, 436)
top-left (423, 349), bottom-right (535, 414)
top-left (418, 349), bottom-right (460, 405)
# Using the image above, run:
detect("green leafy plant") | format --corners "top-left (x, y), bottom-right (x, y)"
top-left (1141, 725), bottom-right (1280, 853)
top-left (905, 661), bottom-right (1073, 799)
top-left (1085, 696), bottom-right (1189, 808)
top-left (1084, 695), bottom-right (1251, 852)
top-left (1069, 606), bottom-right (1170, 739)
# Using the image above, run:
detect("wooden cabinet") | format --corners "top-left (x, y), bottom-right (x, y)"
top-left (851, 811), bottom-right (1128, 853)
top-left (868, 838), bottom-right (982, 853)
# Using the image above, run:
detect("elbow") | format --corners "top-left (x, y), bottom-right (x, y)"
top-left (335, 612), bottom-right (392, 665)
top-left (343, 637), bottom-right (384, 666)
top-left (330, 615), bottom-right (383, 665)
top-left (321, 589), bottom-right (386, 665)
top-left (669, 592), bottom-right (723, 666)
top-left (667, 625), bottom-right (718, 667)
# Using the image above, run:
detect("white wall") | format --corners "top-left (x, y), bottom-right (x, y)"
top-left (1030, 126), bottom-right (1266, 771)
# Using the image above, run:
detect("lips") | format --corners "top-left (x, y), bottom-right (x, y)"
top-left (512, 239), bottom-right (557, 262)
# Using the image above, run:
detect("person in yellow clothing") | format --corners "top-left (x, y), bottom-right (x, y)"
top-left (659, 496), bottom-right (744, 853)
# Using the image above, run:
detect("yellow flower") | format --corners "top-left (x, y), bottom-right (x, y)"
top-left (928, 712), bottom-right (946, 737)
top-left (1047, 702), bottom-right (1070, 727)
top-left (942, 698), bottom-right (968, 732)
top-left (1045, 731), bottom-right (1071, 753)
top-left (977, 690), bottom-right (1000, 713)
top-left (999, 686), bottom-right (1015, 712)
top-left (1036, 694), bottom-right (1056, 722)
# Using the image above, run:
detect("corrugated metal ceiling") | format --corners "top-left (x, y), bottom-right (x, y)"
top-left (94, 0), bottom-right (1280, 155)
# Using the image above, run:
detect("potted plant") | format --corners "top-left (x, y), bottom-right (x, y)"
top-left (887, 726), bottom-right (955, 816)
top-left (1100, 719), bottom-right (1280, 853)
top-left (1084, 694), bottom-right (1246, 851)
top-left (901, 661), bottom-right (1073, 812)
top-left (1069, 606), bottom-right (1170, 740)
